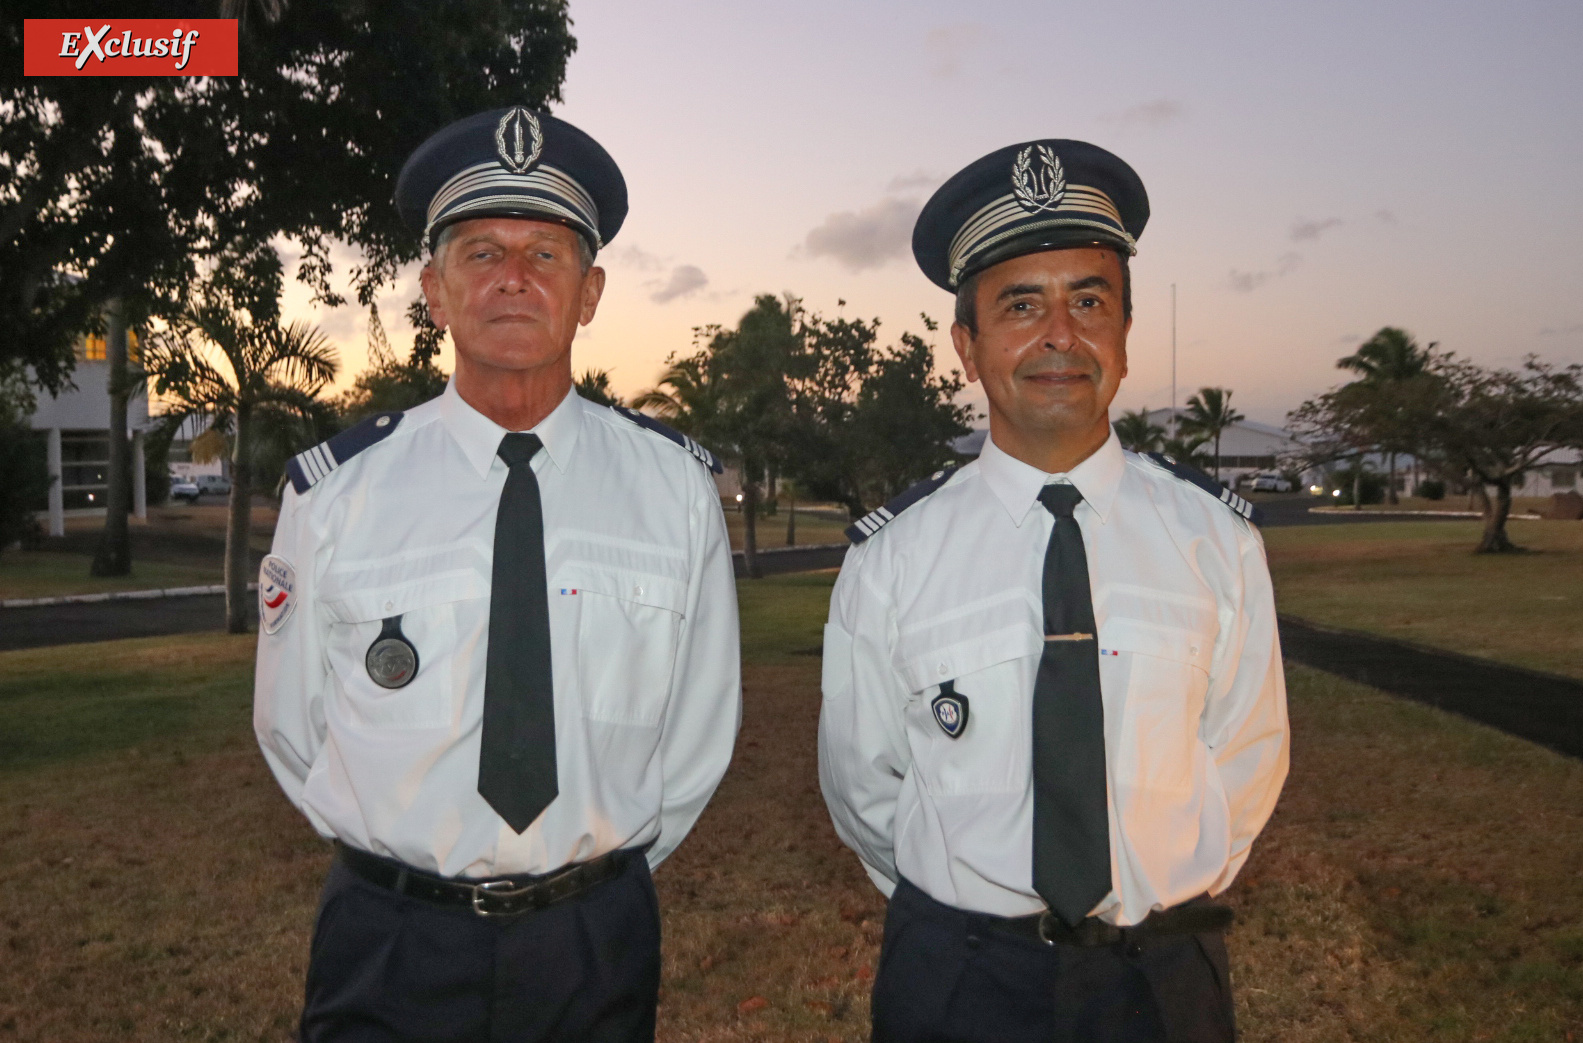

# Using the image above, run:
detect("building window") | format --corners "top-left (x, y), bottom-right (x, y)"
top-left (59, 430), bottom-right (110, 510)
top-left (77, 329), bottom-right (139, 362)
top-left (1551, 466), bottom-right (1578, 489)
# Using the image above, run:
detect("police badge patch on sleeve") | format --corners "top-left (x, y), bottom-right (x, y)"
top-left (259, 555), bottom-right (297, 635)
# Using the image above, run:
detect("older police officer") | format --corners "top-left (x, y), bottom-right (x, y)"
top-left (254, 108), bottom-right (741, 1042)
top-left (818, 140), bottom-right (1289, 1042)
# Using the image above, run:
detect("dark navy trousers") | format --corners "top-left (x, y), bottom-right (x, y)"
top-left (300, 855), bottom-right (661, 1043)
top-left (871, 879), bottom-right (1236, 1043)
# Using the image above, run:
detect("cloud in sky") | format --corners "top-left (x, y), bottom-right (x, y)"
top-left (925, 23), bottom-right (985, 79)
top-left (803, 196), bottom-right (922, 272)
top-left (1104, 99), bottom-right (1186, 129)
top-left (650, 264), bottom-right (708, 304)
top-left (1228, 252), bottom-right (1302, 293)
top-left (610, 243), bottom-right (664, 273)
top-left (1290, 217), bottom-right (1344, 242)
top-left (1538, 323), bottom-right (1583, 337)
top-left (887, 170), bottom-right (941, 194)
top-left (1375, 209), bottom-right (1398, 225)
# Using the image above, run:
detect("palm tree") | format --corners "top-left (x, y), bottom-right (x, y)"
top-left (631, 346), bottom-right (727, 440)
top-left (1180, 387), bottom-right (1244, 483)
top-left (1337, 327), bottom-right (1434, 504)
top-left (574, 368), bottom-right (623, 408)
top-left (144, 298), bottom-right (338, 633)
top-left (1113, 408), bottom-right (1166, 453)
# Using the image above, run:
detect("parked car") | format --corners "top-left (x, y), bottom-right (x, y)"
top-left (1249, 473), bottom-right (1294, 493)
top-left (195, 474), bottom-right (232, 496)
top-left (169, 476), bottom-right (201, 503)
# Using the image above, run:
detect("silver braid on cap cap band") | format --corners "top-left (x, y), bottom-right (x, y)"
top-left (946, 187), bottom-right (1135, 287)
top-left (424, 161), bottom-right (602, 247)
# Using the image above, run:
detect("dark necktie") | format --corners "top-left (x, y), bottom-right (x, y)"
top-left (478, 432), bottom-right (558, 833)
top-left (1032, 483), bottom-right (1111, 925)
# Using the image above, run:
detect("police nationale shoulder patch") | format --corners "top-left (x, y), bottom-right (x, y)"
top-left (845, 466), bottom-right (959, 544)
top-left (1144, 452), bottom-right (1263, 526)
top-left (612, 405), bottom-right (724, 474)
top-left (259, 555), bottom-right (297, 635)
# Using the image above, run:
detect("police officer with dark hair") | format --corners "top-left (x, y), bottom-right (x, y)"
top-left (819, 140), bottom-right (1289, 1042)
top-left (255, 108), bottom-right (741, 1042)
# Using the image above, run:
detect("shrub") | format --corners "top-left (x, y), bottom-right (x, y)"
top-left (1332, 464), bottom-right (1386, 505)
top-left (1416, 479), bottom-right (1446, 501)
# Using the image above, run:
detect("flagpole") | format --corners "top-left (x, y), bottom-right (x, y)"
top-left (1170, 283), bottom-right (1177, 438)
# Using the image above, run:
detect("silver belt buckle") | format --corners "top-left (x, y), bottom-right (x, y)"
top-left (1036, 911), bottom-right (1059, 945)
top-left (471, 878), bottom-right (532, 917)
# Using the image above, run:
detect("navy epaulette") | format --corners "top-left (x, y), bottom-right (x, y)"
top-left (286, 412), bottom-right (404, 494)
top-left (613, 406), bottom-right (723, 474)
top-left (1144, 452), bottom-right (1262, 526)
top-left (846, 466), bottom-right (959, 544)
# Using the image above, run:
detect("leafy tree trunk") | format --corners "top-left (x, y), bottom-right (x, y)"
top-left (1474, 478), bottom-right (1519, 554)
top-left (91, 297), bottom-right (132, 577)
top-left (1352, 456), bottom-right (1363, 511)
top-left (786, 494), bottom-right (796, 547)
top-left (1387, 451), bottom-right (1399, 505)
top-left (1212, 431), bottom-right (1221, 482)
top-left (741, 481), bottom-right (762, 579)
top-left (225, 404), bottom-right (255, 632)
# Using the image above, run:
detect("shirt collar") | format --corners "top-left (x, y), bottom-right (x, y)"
top-left (976, 426), bottom-right (1125, 526)
top-left (439, 379), bottom-right (584, 479)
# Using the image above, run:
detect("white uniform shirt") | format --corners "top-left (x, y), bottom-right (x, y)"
top-left (254, 382), bottom-right (741, 878)
top-left (818, 431), bottom-right (1288, 925)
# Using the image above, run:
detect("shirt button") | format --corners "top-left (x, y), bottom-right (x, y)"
top-left (632, 585), bottom-right (644, 597)
top-left (937, 663), bottom-right (948, 676)
top-left (375, 415), bottom-right (391, 427)
top-left (384, 600), bottom-right (394, 612)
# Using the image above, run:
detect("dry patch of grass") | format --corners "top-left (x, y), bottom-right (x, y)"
top-left (1264, 520), bottom-right (1583, 680)
top-left (1232, 664), bottom-right (1583, 1041)
top-left (4, 578), bottom-right (1582, 1040)
top-left (0, 551), bottom-right (222, 601)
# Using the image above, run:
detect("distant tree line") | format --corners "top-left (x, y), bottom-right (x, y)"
top-left (634, 294), bottom-right (974, 577)
top-left (1288, 327), bottom-right (1583, 553)
top-left (1112, 386), bottom-right (1245, 481)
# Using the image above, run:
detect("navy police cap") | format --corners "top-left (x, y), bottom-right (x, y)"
top-left (395, 107), bottom-right (627, 253)
top-left (912, 139), bottom-right (1148, 292)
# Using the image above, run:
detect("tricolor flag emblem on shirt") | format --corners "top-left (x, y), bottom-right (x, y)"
top-left (560, 588), bottom-right (579, 595)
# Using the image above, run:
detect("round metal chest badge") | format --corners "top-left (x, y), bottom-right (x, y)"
top-left (366, 615), bottom-right (420, 689)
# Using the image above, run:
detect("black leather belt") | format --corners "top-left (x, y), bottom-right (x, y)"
top-left (996, 897), bottom-right (1233, 948)
top-left (336, 841), bottom-right (638, 918)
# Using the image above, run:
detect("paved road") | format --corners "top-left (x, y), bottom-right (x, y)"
top-left (1279, 617), bottom-right (1583, 760)
top-left (1252, 497), bottom-right (1472, 526)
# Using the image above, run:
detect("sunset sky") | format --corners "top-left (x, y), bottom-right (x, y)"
top-left (281, 0), bottom-right (1583, 430)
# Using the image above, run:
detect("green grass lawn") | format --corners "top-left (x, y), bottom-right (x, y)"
top-left (0, 550), bottom-right (222, 601)
top-left (3, 573), bottom-right (1581, 1040)
top-left (1263, 520), bottom-right (1583, 680)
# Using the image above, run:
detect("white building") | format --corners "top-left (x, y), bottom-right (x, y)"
top-left (953, 408), bottom-right (1314, 488)
top-left (26, 331), bottom-right (151, 536)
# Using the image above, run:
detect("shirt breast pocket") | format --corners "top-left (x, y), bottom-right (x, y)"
top-left (1100, 618), bottom-right (1214, 797)
top-left (553, 566), bottom-right (685, 727)
top-left (321, 569), bottom-right (484, 730)
top-left (897, 627), bottom-right (1042, 796)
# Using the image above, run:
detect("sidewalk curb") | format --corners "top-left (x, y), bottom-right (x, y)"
top-left (1307, 508), bottom-right (1544, 520)
top-left (3, 582), bottom-right (258, 610)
